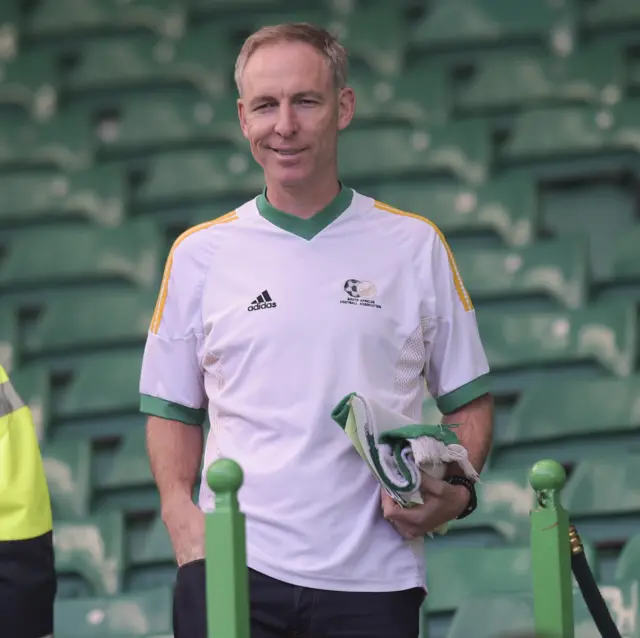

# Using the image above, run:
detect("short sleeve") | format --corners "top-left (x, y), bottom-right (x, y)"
top-left (139, 235), bottom-right (208, 426)
top-left (423, 228), bottom-right (490, 415)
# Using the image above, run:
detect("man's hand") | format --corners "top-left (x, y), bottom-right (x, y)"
top-left (162, 495), bottom-right (206, 566)
top-left (381, 473), bottom-right (470, 540)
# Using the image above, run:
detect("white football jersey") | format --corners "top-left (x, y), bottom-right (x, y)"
top-left (139, 186), bottom-right (490, 593)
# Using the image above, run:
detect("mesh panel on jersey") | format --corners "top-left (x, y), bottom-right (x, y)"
top-left (393, 319), bottom-right (428, 419)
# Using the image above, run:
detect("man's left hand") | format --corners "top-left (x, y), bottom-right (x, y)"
top-left (381, 473), bottom-right (470, 540)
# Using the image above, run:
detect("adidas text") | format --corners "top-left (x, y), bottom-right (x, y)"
top-left (248, 301), bottom-right (277, 311)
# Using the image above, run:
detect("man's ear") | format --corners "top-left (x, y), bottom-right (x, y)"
top-left (237, 98), bottom-right (250, 140)
top-left (337, 87), bottom-right (356, 132)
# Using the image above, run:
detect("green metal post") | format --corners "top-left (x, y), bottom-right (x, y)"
top-left (205, 458), bottom-right (250, 638)
top-left (529, 459), bottom-right (574, 638)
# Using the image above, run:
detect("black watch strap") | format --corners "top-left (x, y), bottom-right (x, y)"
top-left (445, 475), bottom-right (477, 520)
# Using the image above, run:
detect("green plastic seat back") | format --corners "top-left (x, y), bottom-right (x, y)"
top-left (9, 364), bottom-right (51, 441)
top-left (129, 514), bottom-right (174, 566)
top-left (615, 536), bottom-right (640, 582)
top-left (95, 428), bottom-right (155, 490)
top-left (54, 510), bottom-right (125, 595)
top-left (42, 439), bottom-right (92, 519)
top-left (53, 586), bottom-right (173, 636)
top-left (613, 224), bottom-right (640, 281)
top-left (0, 305), bottom-right (16, 372)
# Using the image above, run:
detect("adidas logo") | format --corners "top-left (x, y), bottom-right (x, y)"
top-left (247, 290), bottom-right (277, 311)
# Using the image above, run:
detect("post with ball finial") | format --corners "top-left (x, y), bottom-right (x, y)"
top-left (205, 458), bottom-right (250, 638)
top-left (529, 459), bottom-right (574, 638)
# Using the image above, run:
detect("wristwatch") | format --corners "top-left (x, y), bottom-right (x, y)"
top-left (445, 475), bottom-right (477, 520)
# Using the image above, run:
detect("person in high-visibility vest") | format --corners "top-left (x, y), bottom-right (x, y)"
top-left (0, 365), bottom-right (56, 638)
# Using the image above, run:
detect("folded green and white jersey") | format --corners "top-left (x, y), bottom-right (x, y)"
top-left (332, 392), bottom-right (479, 533)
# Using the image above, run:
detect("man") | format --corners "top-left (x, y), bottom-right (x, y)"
top-left (140, 21), bottom-right (493, 638)
top-left (0, 364), bottom-right (56, 638)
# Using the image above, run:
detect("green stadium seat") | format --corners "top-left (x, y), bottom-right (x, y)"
top-left (55, 350), bottom-right (144, 419)
top-left (616, 535), bottom-right (640, 582)
top-left (564, 455), bottom-right (640, 518)
top-left (0, 304), bottom-right (17, 372)
top-left (455, 236), bottom-right (589, 309)
top-left (410, 0), bottom-right (577, 52)
top-left (54, 510), bottom-right (125, 596)
top-left (339, 119), bottom-right (490, 185)
top-left (53, 586), bottom-right (173, 636)
top-left (584, 0), bottom-right (640, 32)
top-left (497, 376), bottom-right (640, 466)
top-left (478, 300), bottom-right (638, 376)
top-left (42, 439), bottom-right (92, 519)
top-left (350, 61), bottom-right (449, 126)
top-left (450, 466), bottom-right (534, 543)
top-left (0, 106), bottom-right (93, 171)
top-left (135, 148), bottom-right (263, 209)
top-left (0, 219), bottom-right (162, 292)
top-left (192, 0), bottom-right (282, 11)
top-left (444, 583), bottom-right (638, 638)
top-left (25, 0), bottom-right (186, 40)
top-left (23, 289), bottom-right (154, 356)
top-left (425, 542), bottom-right (598, 614)
top-left (129, 514), bottom-right (173, 566)
top-left (65, 25), bottom-right (235, 99)
top-left (375, 170), bottom-right (539, 246)
top-left (94, 428), bottom-right (154, 491)
top-left (456, 41), bottom-right (624, 113)
top-left (0, 164), bottom-right (126, 229)
top-left (0, 49), bottom-right (60, 120)
top-left (94, 91), bottom-right (244, 158)
top-left (612, 224), bottom-right (640, 281)
top-left (10, 364), bottom-right (51, 441)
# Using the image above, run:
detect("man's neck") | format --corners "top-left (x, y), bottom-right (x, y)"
top-left (265, 175), bottom-right (341, 220)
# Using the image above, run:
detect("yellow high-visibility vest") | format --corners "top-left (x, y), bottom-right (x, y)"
top-left (0, 365), bottom-right (52, 541)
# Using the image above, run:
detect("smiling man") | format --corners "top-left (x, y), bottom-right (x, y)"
top-left (140, 22), bottom-right (493, 638)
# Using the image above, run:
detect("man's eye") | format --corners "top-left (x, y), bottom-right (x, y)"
top-left (255, 103), bottom-right (274, 111)
top-left (299, 99), bottom-right (316, 105)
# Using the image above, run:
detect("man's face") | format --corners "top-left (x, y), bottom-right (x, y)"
top-left (237, 40), bottom-right (355, 189)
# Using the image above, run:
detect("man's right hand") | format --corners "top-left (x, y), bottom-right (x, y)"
top-left (162, 496), bottom-right (206, 567)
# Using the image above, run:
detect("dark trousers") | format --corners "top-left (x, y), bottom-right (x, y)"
top-left (174, 559), bottom-right (424, 638)
top-left (0, 531), bottom-right (56, 638)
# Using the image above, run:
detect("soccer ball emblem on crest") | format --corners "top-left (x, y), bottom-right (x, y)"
top-left (344, 279), bottom-right (377, 299)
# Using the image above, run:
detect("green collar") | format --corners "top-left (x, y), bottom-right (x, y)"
top-left (257, 184), bottom-right (354, 240)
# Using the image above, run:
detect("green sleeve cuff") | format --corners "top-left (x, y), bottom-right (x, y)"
top-left (436, 375), bottom-right (490, 415)
top-left (140, 394), bottom-right (206, 426)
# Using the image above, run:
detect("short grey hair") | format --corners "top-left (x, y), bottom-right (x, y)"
top-left (234, 22), bottom-right (349, 94)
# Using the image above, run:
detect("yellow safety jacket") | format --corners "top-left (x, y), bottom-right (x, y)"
top-left (0, 365), bottom-right (52, 541)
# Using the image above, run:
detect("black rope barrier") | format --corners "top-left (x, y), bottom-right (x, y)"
top-left (568, 524), bottom-right (622, 638)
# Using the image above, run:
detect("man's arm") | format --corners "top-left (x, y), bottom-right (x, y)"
top-left (147, 416), bottom-right (205, 565)
top-left (442, 392), bottom-right (494, 476)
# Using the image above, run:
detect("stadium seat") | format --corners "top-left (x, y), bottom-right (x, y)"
top-left (0, 49), bottom-right (60, 120)
top-left (54, 586), bottom-right (173, 636)
top-left (455, 236), bottom-right (589, 309)
top-left (42, 439), bottom-right (92, 519)
top-left (583, 0), bottom-right (640, 32)
top-left (0, 106), bottom-right (93, 171)
top-left (54, 510), bottom-right (125, 596)
top-left (54, 350), bottom-right (144, 420)
top-left (94, 428), bottom-right (154, 492)
top-left (0, 219), bottom-right (162, 293)
top-left (129, 514), bottom-right (173, 566)
top-left (410, 0), bottom-right (577, 52)
top-left (443, 582), bottom-right (638, 638)
top-left (478, 300), bottom-right (638, 376)
top-left (134, 147), bottom-right (263, 209)
top-left (612, 224), bottom-right (640, 281)
top-left (339, 119), bottom-right (491, 185)
top-left (0, 164), bottom-right (126, 229)
top-left (9, 363), bottom-right (51, 441)
top-left (92, 90), bottom-right (244, 159)
top-left (615, 535), bottom-right (640, 583)
top-left (564, 455), bottom-right (640, 518)
top-left (25, 0), bottom-right (186, 40)
top-left (23, 289), bottom-right (155, 356)
top-left (375, 170), bottom-right (539, 246)
top-left (455, 41), bottom-right (624, 114)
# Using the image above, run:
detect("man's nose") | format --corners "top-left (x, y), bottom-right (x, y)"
top-left (274, 103), bottom-right (297, 138)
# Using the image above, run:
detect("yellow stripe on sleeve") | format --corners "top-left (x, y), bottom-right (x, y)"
top-left (374, 201), bottom-right (474, 312)
top-left (150, 211), bottom-right (238, 334)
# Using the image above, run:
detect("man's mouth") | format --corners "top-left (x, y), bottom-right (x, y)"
top-left (271, 148), bottom-right (304, 156)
